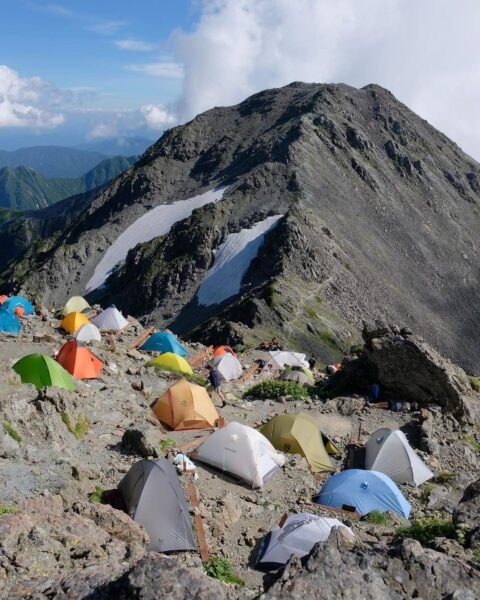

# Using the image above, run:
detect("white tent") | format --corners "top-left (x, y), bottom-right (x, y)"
top-left (194, 422), bottom-right (285, 488)
top-left (73, 322), bottom-right (102, 343)
top-left (212, 353), bottom-right (243, 381)
top-left (265, 351), bottom-right (309, 371)
top-left (258, 513), bottom-right (354, 567)
top-left (365, 428), bottom-right (434, 487)
top-left (92, 305), bottom-right (128, 331)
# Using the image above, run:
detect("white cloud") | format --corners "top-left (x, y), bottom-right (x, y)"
top-left (114, 38), bottom-right (156, 51)
top-left (174, 0), bottom-right (480, 159)
top-left (126, 62), bottom-right (184, 78)
top-left (90, 20), bottom-right (125, 35)
top-left (140, 104), bottom-right (176, 129)
top-left (88, 121), bottom-right (119, 140)
top-left (0, 65), bottom-right (65, 128)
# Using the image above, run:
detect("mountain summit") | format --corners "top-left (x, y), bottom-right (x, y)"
top-left (1, 82), bottom-right (479, 370)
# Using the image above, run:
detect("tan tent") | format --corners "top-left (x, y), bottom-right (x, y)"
top-left (260, 413), bottom-right (335, 473)
top-left (151, 379), bottom-right (220, 430)
top-left (62, 296), bottom-right (90, 317)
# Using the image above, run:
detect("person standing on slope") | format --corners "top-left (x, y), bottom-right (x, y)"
top-left (207, 365), bottom-right (225, 404)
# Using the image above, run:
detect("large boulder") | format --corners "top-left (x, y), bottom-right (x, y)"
top-left (362, 321), bottom-right (475, 418)
top-left (454, 479), bottom-right (480, 549)
top-left (264, 531), bottom-right (480, 599)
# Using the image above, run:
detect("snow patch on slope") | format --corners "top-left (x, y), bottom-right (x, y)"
top-left (86, 187), bottom-right (226, 292)
top-left (197, 214), bottom-right (283, 307)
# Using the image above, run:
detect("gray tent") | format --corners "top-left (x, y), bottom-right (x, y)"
top-left (118, 459), bottom-right (196, 552)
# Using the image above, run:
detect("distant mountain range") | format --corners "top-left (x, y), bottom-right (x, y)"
top-left (0, 155), bottom-right (137, 211)
top-left (0, 137), bottom-right (152, 178)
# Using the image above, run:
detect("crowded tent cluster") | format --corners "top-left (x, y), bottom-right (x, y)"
top-left (0, 292), bottom-right (436, 568)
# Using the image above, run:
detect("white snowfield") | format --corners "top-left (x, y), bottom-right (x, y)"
top-left (197, 214), bottom-right (283, 306)
top-left (85, 187), bottom-right (226, 292)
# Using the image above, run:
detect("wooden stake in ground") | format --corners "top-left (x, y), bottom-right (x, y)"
top-left (128, 326), bottom-right (155, 350)
top-left (189, 481), bottom-right (209, 564)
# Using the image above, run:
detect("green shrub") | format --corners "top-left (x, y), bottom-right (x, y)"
top-left (204, 556), bottom-right (243, 585)
top-left (0, 503), bottom-right (17, 515)
top-left (420, 483), bottom-right (435, 504)
top-left (3, 421), bottom-right (22, 444)
top-left (467, 375), bottom-right (480, 393)
top-left (88, 486), bottom-right (105, 503)
top-left (463, 434), bottom-right (480, 452)
top-left (243, 379), bottom-right (308, 400)
top-left (435, 471), bottom-right (455, 485)
top-left (306, 307), bottom-right (317, 319)
top-left (367, 510), bottom-right (389, 525)
top-left (159, 437), bottom-right (176, 453)
top-left (397, 517), bottom-right (456, 546)
top-left (61, 412), bottom-right (91, 439)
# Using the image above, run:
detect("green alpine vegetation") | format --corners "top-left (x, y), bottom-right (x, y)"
top-left (0, 155), bottom-right (136, 210)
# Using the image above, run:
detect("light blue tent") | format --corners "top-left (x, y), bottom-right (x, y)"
top-left (0, 308), bottom-right (21, 335)
top-left (140, 331), bottom-right (188, 356)
top-left (315, 469), bottom-right (411, 518)
top-left (3, 295), bottom-right (35, 315)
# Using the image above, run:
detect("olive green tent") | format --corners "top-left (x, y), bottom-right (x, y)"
top-left (281, 366), bottom-right (314, 385)
top-left (260, 413), bottom-right (335, 473)
top-left (13, 354), bottom-right (75, 391)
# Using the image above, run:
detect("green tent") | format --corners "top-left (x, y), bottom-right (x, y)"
top-left (260, 413), bottom-right (335, 473)
top-left (281, 366), bottom-right (315, 385)
top-left (13, 354), bottom-right (75, 391)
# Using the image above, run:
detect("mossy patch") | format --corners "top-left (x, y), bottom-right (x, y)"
top-left (0, 503), bottom-right (17, 515)
top-left (61, 411), bottom-right (91, 439)
top-left (464, 434), bottom-right (480, 452)
top-left (204, 556), bottom-right (243, 585)
top-left (468, 375), bottom-right (480, 393)
top-left (88, 486), bottom-right (105, 503)
top-left (3, 421), bottom-right (22, 444)
top-left (397, 517), bottom-right (456, 546)
top-left (367, 510), bottom-right (389, 525)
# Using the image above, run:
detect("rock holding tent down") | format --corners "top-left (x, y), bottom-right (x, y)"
top-left (257, 512), bottom-right (354, 569)
top-left (118, 459), bottom-right (196, 553)
top-left (195, 422), bottom-right (285, 488)
top-left (365, 428), bottom-right (433, 486)
top-left (212, 352), bottom-right (243, 381)
top-left (92, 305), bottom-right (129, 331)
top-left (315, 469), bottom-right (411, 518)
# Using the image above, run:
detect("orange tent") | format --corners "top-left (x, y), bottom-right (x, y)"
top-left (0, 295), bottom-right (8, 305)
top-left (151, 379), bottom-right (220, 431)
top-left (61, 312), bottom-right (90, 333)
top-left (213, 345), bottom-right (235, 357)
top-left (56, 340), bottom-right (104, 379)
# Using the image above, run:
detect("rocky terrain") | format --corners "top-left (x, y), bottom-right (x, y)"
top-left (0, 82), bottom-right (479, 372)
top-left (0, 310), bottom-right (479, 598)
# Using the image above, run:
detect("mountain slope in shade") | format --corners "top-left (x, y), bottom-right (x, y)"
top-left (0, 156), bottom-right (137, 210)
top-left (1, 82), bottom-right (480, 371)
top-left (0, 146), bottom-right (108, 178)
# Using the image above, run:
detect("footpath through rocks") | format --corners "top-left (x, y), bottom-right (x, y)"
top-left (0, 310), bottom-right (479, 598)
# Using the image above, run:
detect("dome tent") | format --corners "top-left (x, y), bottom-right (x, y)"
top-left (118, 459), bottom-right (195, 553)
top-left (61, 312), bottom-right (90, 334)
top-left (212, 352), bottom-right (243, 381)
top-left (3, 295), bottom-right (35, 315)
top-left (92, 305), bottom-right (128, 331)
top-left (279, 368), bottom-right (313, 386)
top-left (260, 413), bottom-right (333, 473)
top-left (140, 331), bottom-right (188, 356)
top-left (213, 345), bottom-right (235, 357)
top-left (194, 422), bottom-right (285, 488)
top-left (147, 352), bottom-right (193, 376)
top-left (56, 341), bottom-right (104, 379)
top-left (365, 428), bottom-right (433, 487)
top-left (257, 513), bottom-right (353, 569)
top-left (73, 322), bottom-right (102, 344)
top-left (0, 307), bottom-right (21, 335)
top-left (151, 379), bottom-right (219, 430)
top-left (13, 354), bottom-right (75, 391)
top-left (265, 351), bottom-right (309, 370)
top-left (62, 296), bottom-right (90, 317)
top-left (315, 469), bottom-right (411, 518)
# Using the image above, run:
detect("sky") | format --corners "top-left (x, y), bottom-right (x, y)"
top-left (0, 0), bottom-right (479, 160)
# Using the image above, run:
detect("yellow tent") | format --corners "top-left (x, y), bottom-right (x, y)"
top-left (61, 311), bottom-right (90, 333)
top-left (260, 413), bottom-right (333, 473)
top-left (147, 352), bottom-right (193, 375)
top-left (151, 379), bottom-right (220, 430)
top-left (62, 296), bottom-right (90, 317)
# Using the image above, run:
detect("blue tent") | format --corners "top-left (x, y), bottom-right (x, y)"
top-left (3, 295), bottom-right (35, 315)
top-left (315, 469), bottom-right (411, 518)
top-left (0, 308), bottom-right (21, 335)
top-left (140, 331), bottom-right (188, 356)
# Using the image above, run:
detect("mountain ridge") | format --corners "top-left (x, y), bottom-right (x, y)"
top-left (1, 81), bottom-right (479, 371)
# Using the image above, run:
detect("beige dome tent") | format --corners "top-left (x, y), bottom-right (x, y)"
top-left (118, 459), bottom-right (195, 553)
top-left (194, 422), bottom-right (285, 488)
top-left (365, 428), bottom-right (433, 487)
top-left (62, 296), bottom-right (90, 317)
top-left (92, 305), bottom-right (128, 331)
top-left (151, 379), bottom-right (220, 430)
